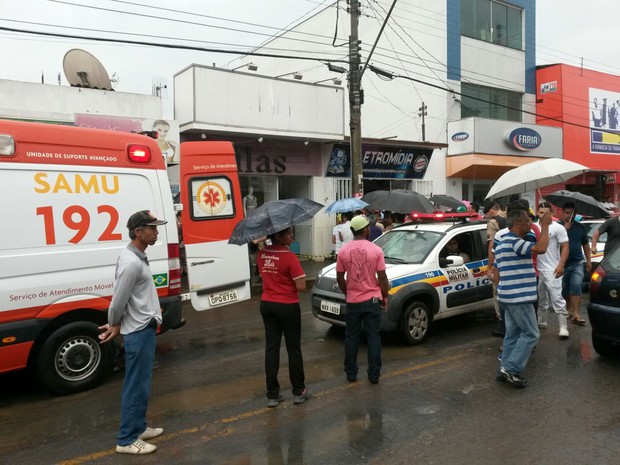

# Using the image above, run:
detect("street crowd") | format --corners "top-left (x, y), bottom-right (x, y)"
top-left (100, 196), bottom-right (617, 454)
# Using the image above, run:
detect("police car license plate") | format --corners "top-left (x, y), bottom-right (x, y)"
top-left (320, 300), bottom-right (340, 315)
top-left (208, 289), bottom-right (238, 306)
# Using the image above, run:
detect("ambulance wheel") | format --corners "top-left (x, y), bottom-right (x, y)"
top-left (35, 321), bottom-right (115, 395)
top-left (400, 301), bottom-right (431, 345)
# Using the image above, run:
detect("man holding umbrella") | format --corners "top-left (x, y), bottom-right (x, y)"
top-left (536, 202), bottom-right (570, 339)
top-left (494, 209), bottom-right (551, 388)
top-left (558, 203), bottom-right (591, 325)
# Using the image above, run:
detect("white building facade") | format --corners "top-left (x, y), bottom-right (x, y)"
top-left (175, 0), bottom-right (538, 258)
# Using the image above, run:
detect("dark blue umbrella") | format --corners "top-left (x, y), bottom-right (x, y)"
top-left (430, 195), bottom-right (465, 210)
top-left (228, 198), bottom-right (324, 245)
top-left (362, 189), bottom-right (435, 214)
top-left (545, 190), bottom-right (610, 218)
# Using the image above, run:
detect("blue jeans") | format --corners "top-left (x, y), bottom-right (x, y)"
top-left (345, 299), bottom-right (382, 381)
top-left (501, 302), bottom-right (539, 375)
top-left (562, 261), bottom-right (584, 296)
top-left (117, 323), bottom-right (157, 446)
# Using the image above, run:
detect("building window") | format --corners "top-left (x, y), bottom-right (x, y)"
top-left (461, 83), bottom-right (522, 122)
top-left (461, 0), bottom-right (522, 50)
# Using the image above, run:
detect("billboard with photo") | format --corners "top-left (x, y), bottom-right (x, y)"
top-left (74, 114), bottom-right (180, 164)
top-left (589, 88), bottom-right (620, 154)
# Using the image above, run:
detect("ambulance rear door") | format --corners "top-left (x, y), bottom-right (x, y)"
top-left (180, 141), bottom-right (251, 311)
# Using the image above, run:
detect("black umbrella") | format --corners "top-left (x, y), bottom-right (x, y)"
top-left (545, 190), bottom-right (610, 218)
top-left (228, 198), bottom-right (324, 245)
top-left (360, 190), bottom-right (388, 207)
top-left (361, 189), bottom-right (435, 214)
top-left (429, 195), bottom-right (465, 210)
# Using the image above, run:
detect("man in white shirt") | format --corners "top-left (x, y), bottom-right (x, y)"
top-left (536, 202), bottom-right (570, 339)
top-left (332, 212), bottom-right (354, 257)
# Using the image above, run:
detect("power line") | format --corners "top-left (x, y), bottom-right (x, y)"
top-left (368, 64), bottom-right (620, 134)
top-left (0, 25), bottom-right (349, 63)
top-left (3, 3), bottom-right (614, 130)
top-left (0, 5), bottom-right (616, 131)
top-left (0, 18), bottom-right (346, 57)
top-left (49, 0), bottom-right (341, 49)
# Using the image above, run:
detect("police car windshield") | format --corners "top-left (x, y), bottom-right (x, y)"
top-left (375, 230), bottom-right (444, 264)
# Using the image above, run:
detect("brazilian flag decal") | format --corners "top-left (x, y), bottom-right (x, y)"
top-left (153, 273), bottom-right (168, 287)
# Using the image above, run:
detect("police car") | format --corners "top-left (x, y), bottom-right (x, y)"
top-left (311, 213), bottom-right (494, 344)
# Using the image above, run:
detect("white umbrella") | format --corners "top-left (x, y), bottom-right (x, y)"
top-left (485, 159), bottom-right (589, 199)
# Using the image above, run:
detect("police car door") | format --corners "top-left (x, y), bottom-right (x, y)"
top-left (438, 231), bottom-right (482, 310)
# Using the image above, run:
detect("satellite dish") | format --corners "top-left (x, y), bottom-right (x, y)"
top-left (63, 49), bottom-right (113, 91)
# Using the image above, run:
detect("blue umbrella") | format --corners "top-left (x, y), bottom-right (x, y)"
top-left (228, 198), bottom-right (324, 245)
top-left (324, 197), bottom-right (369, 214)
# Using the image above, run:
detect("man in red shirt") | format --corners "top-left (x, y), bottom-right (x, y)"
top-left (336, 216), bottom-right (390, 384)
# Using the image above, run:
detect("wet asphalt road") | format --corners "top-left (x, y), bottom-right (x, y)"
top-left (1, 290), bottom-right (620, 465)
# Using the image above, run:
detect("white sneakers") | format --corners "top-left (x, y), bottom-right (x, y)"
top-left (116, 438), bottom-right (157, 455)
top-left (116, 427), bottom-right (164, 455)
top-left (139, 426), bottom-right (164, 440)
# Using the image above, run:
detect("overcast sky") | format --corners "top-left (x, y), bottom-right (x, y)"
top-left (1, 0), bottom-right (619, 118)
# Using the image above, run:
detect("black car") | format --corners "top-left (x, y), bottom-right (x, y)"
top-left (582, 219), bottom-right (606, 288)
top-left (587, 245), bottom-right (620, 357)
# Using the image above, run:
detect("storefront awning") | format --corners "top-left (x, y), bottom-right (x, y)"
top-left (446, 154), bottom-right (545, 179)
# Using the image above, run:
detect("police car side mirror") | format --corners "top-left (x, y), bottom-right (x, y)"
top-left (445, 255), bottom-right (465, 266)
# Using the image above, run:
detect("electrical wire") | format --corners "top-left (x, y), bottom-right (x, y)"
top-left (49, 0), bottom-right (340, 49)
top-left (2, 2), bottom-right (616, 128)
top-left (0, 25), bottom-right (348, 63)
top-left (1, 18), bottom-right (347, 57)
top-left (367, 65), bottom-right (620, 134)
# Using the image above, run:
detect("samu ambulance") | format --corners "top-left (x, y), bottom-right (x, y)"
top-left (0, 120), bottom-right (250, 394)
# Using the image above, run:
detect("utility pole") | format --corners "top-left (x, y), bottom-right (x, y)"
top-left (349, 0), bottom-right (363, 196)
top-left (418, 102), bottom-right (427, 142)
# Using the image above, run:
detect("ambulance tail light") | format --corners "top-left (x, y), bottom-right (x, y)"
top-left (168, 243), bottom-right (182, 296)
top-left (0, 135), bottom-right (15, 156)
top-left (128, 144), bottom-right (152, 163)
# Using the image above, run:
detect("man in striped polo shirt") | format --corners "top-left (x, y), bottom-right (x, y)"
top-left (493, 209), bottom-right (551, 388)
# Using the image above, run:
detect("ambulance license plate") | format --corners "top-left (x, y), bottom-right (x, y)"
top-left (320, 300), bottom-right (341, 315)
top-left (208, 289), bottom-right (239, 306)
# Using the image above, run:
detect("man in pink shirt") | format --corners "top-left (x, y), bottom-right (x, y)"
top-left (336, 216), bottom-right (390, 384)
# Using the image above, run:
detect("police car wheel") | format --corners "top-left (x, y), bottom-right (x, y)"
top-left (34, 321), bottom-right (115, 395)
top-left (400, 301), bottom-right (431, 345)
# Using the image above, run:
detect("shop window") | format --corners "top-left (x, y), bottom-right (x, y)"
top-left (335, 178), bottom-right (352, 199)
top-left (240, 176), bottom-right (279, 216)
